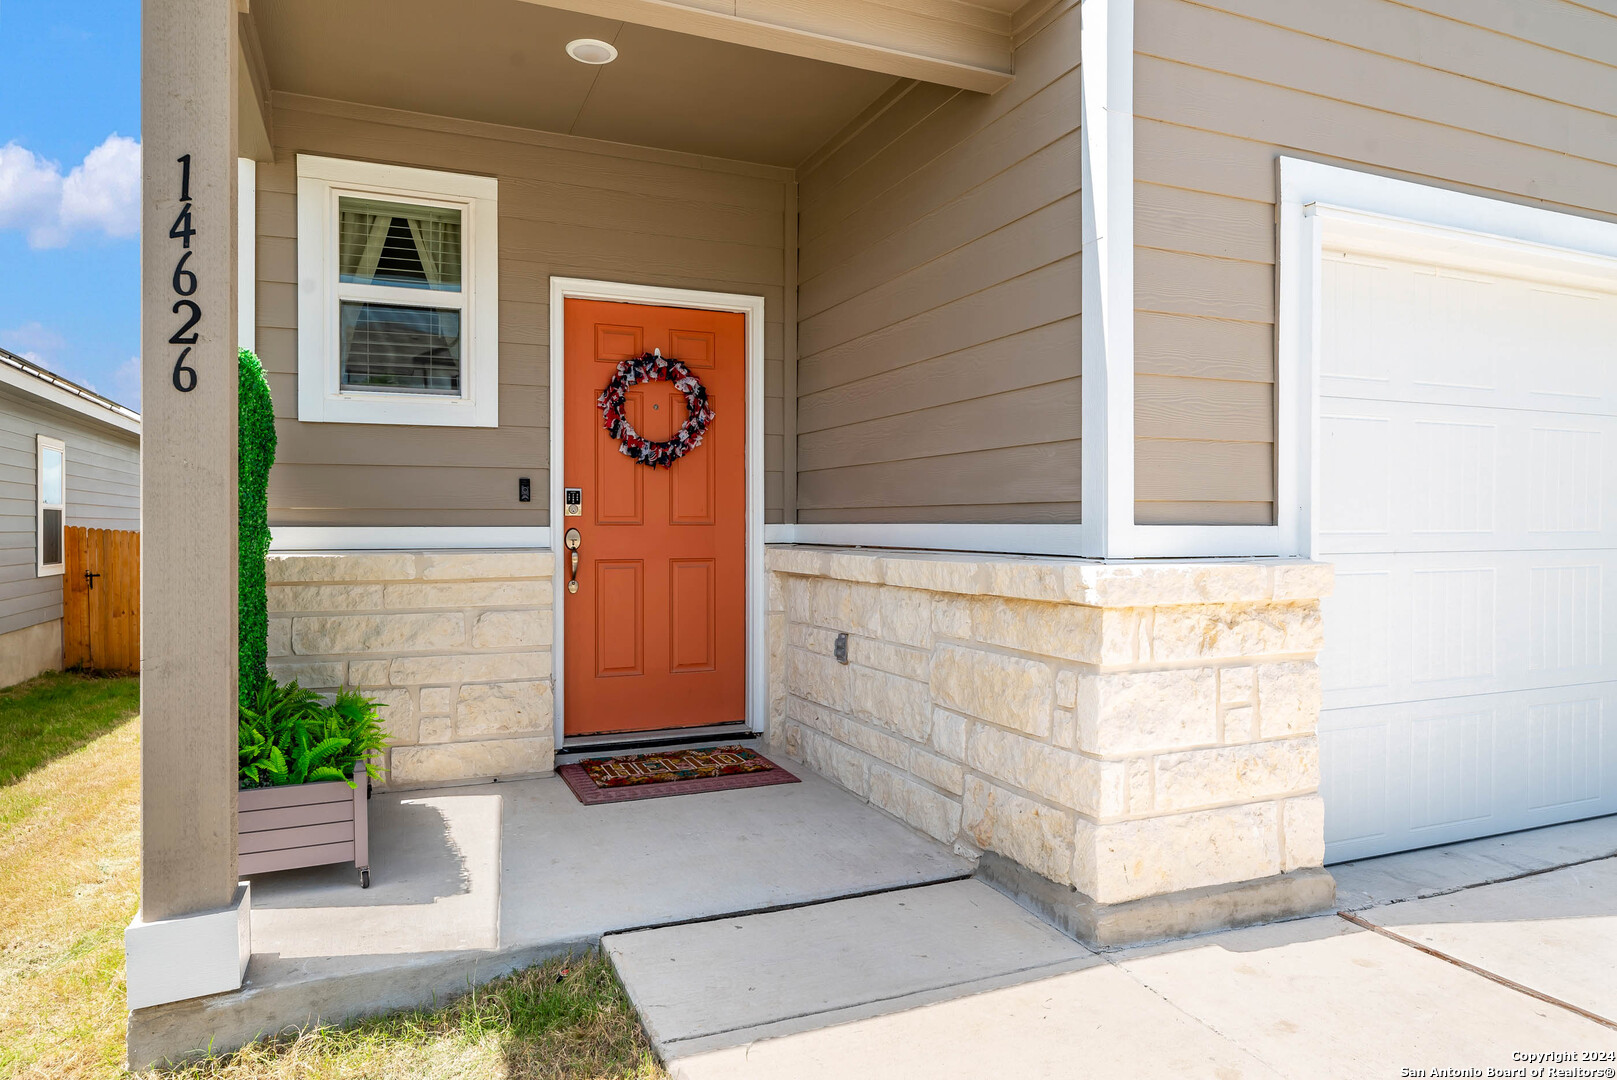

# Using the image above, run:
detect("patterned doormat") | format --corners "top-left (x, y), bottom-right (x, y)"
top-left (559, 744), bottom-right (800, 805)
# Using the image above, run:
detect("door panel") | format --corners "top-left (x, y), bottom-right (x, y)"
top-left (564, 298), bottom-right (747, 736)
top-left (669, 559), bottom-right (717, 673)
top-left (594, 560), bottom-right (644, 677)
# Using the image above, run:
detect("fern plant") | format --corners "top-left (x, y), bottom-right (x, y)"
top-left (239, 676), bottom-right (388, 789)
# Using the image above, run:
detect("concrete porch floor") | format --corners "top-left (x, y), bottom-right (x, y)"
top-left (127, 764), bottom-right (972, 1066)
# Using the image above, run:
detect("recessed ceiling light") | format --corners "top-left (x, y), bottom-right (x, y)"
top-left (565, 38), bottom-right (618, 65)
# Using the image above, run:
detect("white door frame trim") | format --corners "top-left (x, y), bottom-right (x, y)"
top-left (1278, 156), bottom-right (1617, 559)
top-left (547, 277), bottom-right (767, 748)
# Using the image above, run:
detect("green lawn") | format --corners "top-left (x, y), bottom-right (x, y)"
top-left (170, 951), bottom-right (665, 1080)
top-left (0, 670), bottom-right (140, 785)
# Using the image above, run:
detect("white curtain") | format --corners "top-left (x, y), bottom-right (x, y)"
top-left (338, 207), bottom-right (391, 282)
top-left (407, 213), bottom-right (461, 290)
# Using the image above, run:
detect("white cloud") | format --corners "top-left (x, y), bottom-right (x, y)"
top-left (113, 355), bottom-right (142, 409)
top-left (0, 134), bottom-right (141, 249)
top-left (61, 135), bottom-right (140, 240)
top-left (5, 321), bottom-right (67, 356)
top-left (0, 144), bottom-right (67, 247)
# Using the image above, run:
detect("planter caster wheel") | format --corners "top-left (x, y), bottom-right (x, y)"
top-left (359, 868), bottom-right (371, 889)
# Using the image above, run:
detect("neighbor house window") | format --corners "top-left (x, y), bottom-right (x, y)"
top-left (37, 435), bottom-right (65, 577)
top-left (296, 156), bottom-right (499, 426)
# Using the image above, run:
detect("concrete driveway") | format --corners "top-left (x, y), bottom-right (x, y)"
top-left (609, 816), bottom-right (1617, 1079)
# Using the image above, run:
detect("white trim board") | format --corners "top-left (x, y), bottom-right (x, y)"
top-left (238, 157), bottom-right (255, 353)
top-left (125, 882), bottom-right (250, 1011)
top-left (36, 435), bottom-right (66, 578)
top-left (768, 523), bottom-right (1086, 557)
top-left (1078, 0), bottom-right (1134, 559)
top-left (1071, 0), bottom-right (1290, 559)
top-left (547, 277), bottom-right (768, 749)
top-left (270, 526), bottom-right (549, 551)
top-left (1278, 157), bottom-right (1617, 559)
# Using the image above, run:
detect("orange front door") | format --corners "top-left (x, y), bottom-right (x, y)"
top-left (563, 299), bottom-right (747, 737)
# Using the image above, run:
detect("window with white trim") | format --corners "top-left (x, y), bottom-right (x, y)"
top-left (37, 435), bottom-right (65, 577)
top-left (296, 155), bottom-right (499, 426)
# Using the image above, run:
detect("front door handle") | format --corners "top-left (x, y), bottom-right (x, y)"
top-left (564, 528), bottom-right (581, 594)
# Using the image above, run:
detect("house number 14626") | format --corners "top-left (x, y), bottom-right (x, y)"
top-left (168, 154), bottom-right (201, 392)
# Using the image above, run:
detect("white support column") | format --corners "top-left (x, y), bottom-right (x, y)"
top-left (1078, 0), bottom-right (1136, 558)
top-left (130, 0), bottom-right (250, 1019)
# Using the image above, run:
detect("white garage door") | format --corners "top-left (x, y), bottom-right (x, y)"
top-left (1317, 247), bottom-right (1617, 863)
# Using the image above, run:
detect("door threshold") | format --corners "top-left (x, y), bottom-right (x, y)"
top-left (557, 724), bottom-right (756, 762)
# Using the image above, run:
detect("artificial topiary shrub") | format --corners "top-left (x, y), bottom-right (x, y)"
top-left (239, 348), bottom-right (277, 705)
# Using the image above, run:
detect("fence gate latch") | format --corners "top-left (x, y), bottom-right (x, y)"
top-left (84, 571), bottom-right (100, 590)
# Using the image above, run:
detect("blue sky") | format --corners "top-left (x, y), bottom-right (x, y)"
top-left (0, 1), bottom-right (142, 408)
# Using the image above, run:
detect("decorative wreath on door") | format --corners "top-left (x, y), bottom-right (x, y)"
top-left (597, 349), bottom-right (715, 468)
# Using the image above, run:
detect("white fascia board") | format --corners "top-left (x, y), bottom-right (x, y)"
top-left (270, 526), bottom-right (551, 551)
top-left (0, 357), bottom-right (141, 437)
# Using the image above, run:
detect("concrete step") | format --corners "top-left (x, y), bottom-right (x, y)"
top-left (604, 879), bottom-right (1094, 1060)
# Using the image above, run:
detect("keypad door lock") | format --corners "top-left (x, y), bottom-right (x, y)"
top-left (564, 488), bottom-right (583, 516)
top-left (564, 528), bottom-right (581, 594)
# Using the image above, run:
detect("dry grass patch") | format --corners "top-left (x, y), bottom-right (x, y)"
top-left (0, 717), bottom-right (141, 1080)
top-left (0, 698), bottom-right (664, 1080)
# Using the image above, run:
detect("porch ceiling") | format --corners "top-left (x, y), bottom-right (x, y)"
top-left (251, 0), bottom-right (902, 168)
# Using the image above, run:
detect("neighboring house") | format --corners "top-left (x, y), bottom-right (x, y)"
top-left (0, 348), bottom-right (140, 687)
top-left (131, 0), bottom-right (1617, 1015)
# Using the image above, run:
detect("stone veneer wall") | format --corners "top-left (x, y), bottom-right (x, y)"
top-left (765, 546), bottom-right (1334, 914)
top-left (266, 550), bottom-right (555, 788)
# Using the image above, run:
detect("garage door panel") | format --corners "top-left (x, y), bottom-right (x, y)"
top-left (1319, 400), bottom-right (1616, 555)
top-left (1321, 253), bottom-right (1617, 416)
top-left (1320, 246), bottom-right (1617, 863)
top-left (1319, 244), bottom-right (1617, 860)
top-left (1323, 550), bottom-right (1616, 711)
top-left (1321, 684), bottom-right (1617, 863)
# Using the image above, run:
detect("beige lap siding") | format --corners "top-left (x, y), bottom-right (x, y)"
top-left (266, 550), bottom-right (554, 787)
top-left (255, 93), bottom-right (792, 528)
top-left (766, 546), bottom-right (1331, 906)
top-left (1134, 0), bottom-right (1617, 525)
top-left (790, 1), bottom-right (1082, 525)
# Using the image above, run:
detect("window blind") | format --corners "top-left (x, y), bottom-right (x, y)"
top-left (339, 301), bottom-right (462, 395)
top-left (338, 197), bottom-right (462, 291)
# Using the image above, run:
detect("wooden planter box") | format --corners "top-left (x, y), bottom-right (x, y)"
top-left (238, 769), bottom-right (371, 887)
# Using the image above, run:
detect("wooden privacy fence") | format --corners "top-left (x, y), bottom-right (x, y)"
top-left (63, 527), bottom-right (140, 673)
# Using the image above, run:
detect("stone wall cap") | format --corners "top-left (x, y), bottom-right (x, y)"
top-left (765, 545), bottom-right (1333, 606)
top-left (268, 548), bottom-right (550, 557)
